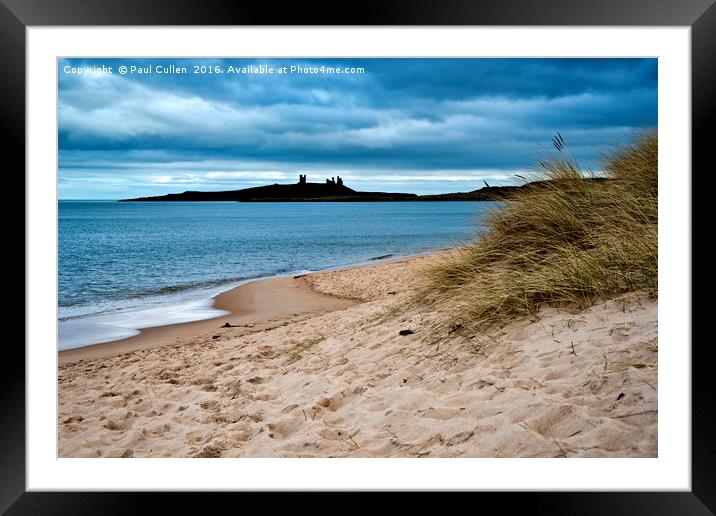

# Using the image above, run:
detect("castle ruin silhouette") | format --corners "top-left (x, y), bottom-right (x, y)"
top-left (298, 174), bottom-right (342, 186)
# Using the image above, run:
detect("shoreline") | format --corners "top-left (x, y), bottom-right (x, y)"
top-left (58, 249), bottom-right (447, 364)
top-left (58, 251), bottom-right (445, 365)
top-left (58, 275), bottom-right (356, 365)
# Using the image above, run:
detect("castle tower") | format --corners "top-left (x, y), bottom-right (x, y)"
top-left (298, 174), bottom-right (306, 184)
top-left (336, 176), bottom-right (343, 186)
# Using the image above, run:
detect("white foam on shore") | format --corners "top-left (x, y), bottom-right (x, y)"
top-left (57, 285), bottom-right (234, 350)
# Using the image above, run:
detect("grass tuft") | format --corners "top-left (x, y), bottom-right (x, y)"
top-left (421, 130), bottom-right (657, 333)
top-left (284, 335), bottom-right (325, 365)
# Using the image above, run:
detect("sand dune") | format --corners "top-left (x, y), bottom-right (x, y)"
top-left (58, 253), bottom-right (657, 458)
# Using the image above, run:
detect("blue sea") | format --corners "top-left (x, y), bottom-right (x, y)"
top-left (58, 201), bottom-right (495, 349)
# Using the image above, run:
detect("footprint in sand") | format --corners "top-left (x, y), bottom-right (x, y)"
top-left (444, 430), bottom-right (475, 446)
top-left (199, 400), bottom-right (219, 410)
top-left (103, 418), bottom-right (132, 431)
top-left (252, 391), bottom-right (278, 402)
top-left (110, 397), bottom-right (128, 408)
top-left (185, 430), bottom-right (211, 444)
top-left (141, 423), bottom-right (171, 437)
top-left (104, 447), bottom-right (134, 458)
top-left (314, 390), bottom-right (353, 412)
top-left (318, 427), bottom-right (342, 442)
top-left (543, 366), bottom-right (572, 382)
top-left (266, 417), bottom-right (303, 439)
top-left (524, 405), bottom-right (578, 439)
top-left (415, 406), bottom-right (466, 420)
top-left (194, 444), bottom-right (224, 458)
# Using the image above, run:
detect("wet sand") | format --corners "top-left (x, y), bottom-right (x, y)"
top-left (59, 276), bottom-right (355, 365)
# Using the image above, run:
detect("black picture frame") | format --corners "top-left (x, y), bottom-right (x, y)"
top-left (6, 0), bottom-right (714, 513)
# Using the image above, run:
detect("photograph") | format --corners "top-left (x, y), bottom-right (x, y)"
top-left (56, 56), bottom-right (659, 459)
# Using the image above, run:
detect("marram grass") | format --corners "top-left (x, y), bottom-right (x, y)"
top-left (422, 131), bottom-right (657, 333)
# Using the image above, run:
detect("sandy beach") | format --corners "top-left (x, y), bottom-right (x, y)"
top-left (59, 275), bottom-right (355, 365)
top-left (58, 252), bottom-right (657, 458)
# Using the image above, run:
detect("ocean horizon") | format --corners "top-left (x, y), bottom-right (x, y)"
top-left (58, 200), bottom-right (495, 349)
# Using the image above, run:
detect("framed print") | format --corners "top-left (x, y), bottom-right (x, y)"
top-left (7, 0), bottom-right (715, 512)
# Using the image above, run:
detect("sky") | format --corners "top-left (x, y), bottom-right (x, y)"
top-left (58, 58), bottom-right (657, 199)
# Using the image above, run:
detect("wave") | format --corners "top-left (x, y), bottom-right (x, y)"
top-left (58, 275), bottom-right (260, 321)
top-left (129, 276), bottom-right (253, 297)
top-left (59, 275), bottom-right (254, 310)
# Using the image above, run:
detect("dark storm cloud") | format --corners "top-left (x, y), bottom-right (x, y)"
top-left (57, 58), bottom-right (657, 198)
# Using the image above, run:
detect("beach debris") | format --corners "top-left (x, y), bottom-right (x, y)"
top-left (399, 329), bottom-right (414, 336)
top-left (212, 335), bottom-right (220, 340)
top-left (221, 322), bottom-right (237, 328)
top-left (388, 291), bottom-right (397, 295)
top-left (617, 392), bottom-right (625, 401)
top-left (293, 274), bottom-right (306, 279)
top-left (448, 322), bottom-right (463, 334)
top-left (346, 434), bottom-right (361, 450)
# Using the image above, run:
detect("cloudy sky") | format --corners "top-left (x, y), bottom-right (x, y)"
top-left (58, 58), bottom-right (657, 199)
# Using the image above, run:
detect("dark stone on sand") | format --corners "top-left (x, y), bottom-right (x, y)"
top-left (399, 329), bottom-right (414, 336)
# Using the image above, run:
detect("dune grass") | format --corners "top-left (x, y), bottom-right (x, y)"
top-left (423, 131), bottom-right (657, 333)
